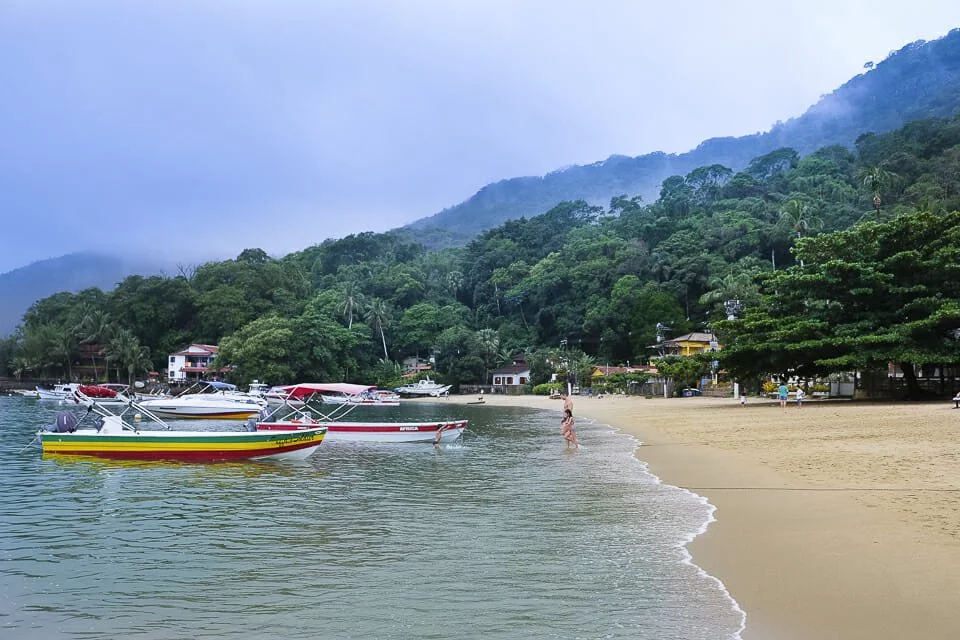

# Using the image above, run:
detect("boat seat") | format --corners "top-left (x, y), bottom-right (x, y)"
top-left (99, 415), bottom-right (127, 434)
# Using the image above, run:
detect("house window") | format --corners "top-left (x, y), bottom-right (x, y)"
top-left (520, 376), bottom-right (528, 384)
top-left (169, 356), bottom-right (175, 363)
top-left (494, 377), bottom-right (502, 385)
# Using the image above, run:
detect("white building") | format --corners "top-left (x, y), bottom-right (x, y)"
top-left (168, 344), bottom-right (220, 383)
top-left (490, 354), bottom-right (531, 388)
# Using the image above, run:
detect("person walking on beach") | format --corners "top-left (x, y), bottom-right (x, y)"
top-left (796, 388), bottom-right (805, 408)
top-left (561, 408), bottom-right (579, 449)
top-left (778, 383), bottom-right (789, 412)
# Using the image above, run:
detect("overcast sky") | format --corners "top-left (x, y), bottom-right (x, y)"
top-left (1, 1), bottom-right (958, 273)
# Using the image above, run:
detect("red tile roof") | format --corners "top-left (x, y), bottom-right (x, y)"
top-left (172, 344), bottom-right (219, 356)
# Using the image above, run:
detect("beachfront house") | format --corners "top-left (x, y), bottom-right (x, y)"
top-left (491, 355), bottom-right (531, 391)
top-left (167, 344), bottom-right (222, 383)
top-left (657, 332), bottom-right (721, 357)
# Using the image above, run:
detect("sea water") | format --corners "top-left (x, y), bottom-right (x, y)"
top-left (0, 395), bottom-right (744, 639)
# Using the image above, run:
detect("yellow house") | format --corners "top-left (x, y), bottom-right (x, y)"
top-left (659, 332), bottom-right (721, 356)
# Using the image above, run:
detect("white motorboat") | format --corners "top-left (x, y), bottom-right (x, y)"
top-left (35, 383), bottom-right (80, 400)
top-left (137, 381), bottom-right (266, 419)
top-left (248, 380), bottom-right (270, 397)
top-left (321, 388), bottom-right (400, 406)
top-left (394, 378), bottom-right (452, 397)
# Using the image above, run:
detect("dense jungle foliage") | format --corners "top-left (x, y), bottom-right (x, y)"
top-left (3, 115), bottom-right (960, 393)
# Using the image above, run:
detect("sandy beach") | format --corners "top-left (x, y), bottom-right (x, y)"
top-left (434, 393), bottom-right (960, 639)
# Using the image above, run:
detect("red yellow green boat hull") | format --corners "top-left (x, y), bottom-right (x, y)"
top-left (40, 427), bottom-right (326, 462)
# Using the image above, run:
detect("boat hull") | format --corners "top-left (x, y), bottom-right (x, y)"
top-left (320, 395), bottom-right (398, 406)
top-left (257, 419), bottom-right (467, 443)
top-left (40, 427), bottom-right (326, 461)
top-left (135, 405), bottom-right (262, 419)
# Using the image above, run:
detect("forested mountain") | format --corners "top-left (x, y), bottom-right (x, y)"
top-left (5, 114), bottom-right (960, 394)
top-left (0, 253), bottom-right (165, 335)
top-left (404, 28), bottom-right (960, 248)
top-left (5, 28), bottom-right (960, 326)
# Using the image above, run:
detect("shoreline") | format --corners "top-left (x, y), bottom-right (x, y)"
top-left (429, 393), bottom-right (960, 639)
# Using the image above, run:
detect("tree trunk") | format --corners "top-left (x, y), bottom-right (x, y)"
top-left (899, 362), bottom-right (924, 400)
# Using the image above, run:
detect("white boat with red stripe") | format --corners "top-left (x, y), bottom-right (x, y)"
top-left (255, 382), bottom-right (466, 444)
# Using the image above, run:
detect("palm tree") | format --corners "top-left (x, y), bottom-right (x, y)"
top-left (10, 356), bottom-right (31, 382)
top-left (105, 329), bottom-right (135, 384)
top-left (699, 272), bottom-right (761, 318)
top-left (105, 329), bottom-right (152, 387)
top-left (75, 308), bottom-right (114, 380)
top-left (778, 199), bottom-right (822, 239)
top-left (446, 270), bottom-right (464, 297)
top-left (364, 298), bottom-right (391, 360)
top-left (123, 344), bottom-right (153, 388)
top-left (858, 165), bottom-right (896, 212)
top-left (567, 351), bottom-right (597, 390)
top-left (475, 328), bottom-right (500, 384)
top-left (48, 324), bottom-right (78, 380)
top-left (339, 284), bottom-right (364, 329)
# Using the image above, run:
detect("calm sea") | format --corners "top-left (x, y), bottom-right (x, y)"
top-left (0, 395), bottom-right (743, 639)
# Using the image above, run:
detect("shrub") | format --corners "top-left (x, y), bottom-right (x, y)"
top-left (533, 383), bottom-right (560, 396)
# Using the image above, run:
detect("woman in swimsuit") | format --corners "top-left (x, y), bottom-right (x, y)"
top-left (561, 409), bottom-right (579, 449)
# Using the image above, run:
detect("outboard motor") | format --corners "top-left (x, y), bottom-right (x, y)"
top-left (245, 417), bottom-right (258, 432)
top-left (49, 412), bottom-right (79, 433)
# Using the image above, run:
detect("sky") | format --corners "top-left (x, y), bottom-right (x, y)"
top-left (1, 1), bottom-right (959, 273)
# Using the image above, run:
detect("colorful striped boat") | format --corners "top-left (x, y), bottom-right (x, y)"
top-left (40, 415), bottom-right (325, 462)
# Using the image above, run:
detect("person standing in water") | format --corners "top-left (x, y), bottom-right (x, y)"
top-left (561, 409), bottom-right (579, 449)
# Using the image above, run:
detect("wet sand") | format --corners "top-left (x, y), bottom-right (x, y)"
top-left (434, 393), bottom-right (960, 639)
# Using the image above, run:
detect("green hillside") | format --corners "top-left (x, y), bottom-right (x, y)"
top-left (404, 28), bottom-right (960, 247)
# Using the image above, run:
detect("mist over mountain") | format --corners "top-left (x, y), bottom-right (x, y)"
top-left (5, 28), bottom-right (960, 336)
top-left (0, 253), bottom-right (168, 335)
top-left (405, 28), bottom-right (960, 247)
